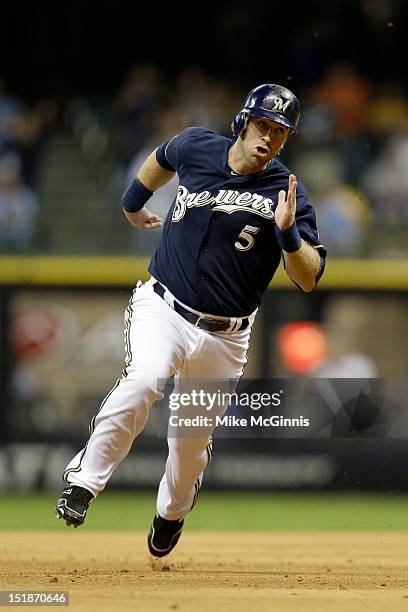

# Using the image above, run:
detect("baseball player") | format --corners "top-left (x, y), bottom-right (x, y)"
top-left (56, 83), bottom-right (326, 557)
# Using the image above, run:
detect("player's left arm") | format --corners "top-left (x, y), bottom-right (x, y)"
top-left (275, 174), bottom-right (325, 292)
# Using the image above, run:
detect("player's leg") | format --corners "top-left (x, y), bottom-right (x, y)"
top-left (56, 282), bottom-right (188, 525)
top-left (148, 324), bottom-right (252, 555)
top-left (147, 429), bottom-right (213, 557)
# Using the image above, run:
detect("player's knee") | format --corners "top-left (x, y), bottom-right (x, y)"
top-left (125, 368), bottom-right (165, 401)
top-left (168, 437), bottom-right (211, 459)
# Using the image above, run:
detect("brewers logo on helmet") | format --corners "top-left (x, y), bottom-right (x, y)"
top-left (232, 83), bottom-right (301, 137)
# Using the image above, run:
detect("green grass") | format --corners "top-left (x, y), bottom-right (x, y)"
top-left (1, 491), bottom-right (408, 531)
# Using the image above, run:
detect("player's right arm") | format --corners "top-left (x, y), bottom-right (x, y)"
top-left (122, 149), bottom-right (175, 230)
top-left (137, 149), bottom-right (176, 191)
top-left (122, 128), bottom-right (202, 229)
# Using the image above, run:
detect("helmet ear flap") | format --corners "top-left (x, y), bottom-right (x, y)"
top-left (231, 111), bottom-right (248, 137)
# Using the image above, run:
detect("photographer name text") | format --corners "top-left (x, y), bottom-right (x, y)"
top-left (169, 415), bottom-right (310, 427)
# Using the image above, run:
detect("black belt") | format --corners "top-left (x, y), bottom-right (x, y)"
top-left (153, 282), bottom-right (249, 333)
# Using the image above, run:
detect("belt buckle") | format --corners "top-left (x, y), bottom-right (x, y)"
top-left (194, 313), bottom-right (206, 328)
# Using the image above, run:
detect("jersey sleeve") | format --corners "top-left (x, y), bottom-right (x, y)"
top-left (156, 127), bottom-right (204, 172)
top-left (295, 182), bottom-right (326, 251)
top-left (295, 181), bottom-right (327, 281)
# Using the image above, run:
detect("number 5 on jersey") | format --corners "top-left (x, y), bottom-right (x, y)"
top-left (235, 225), bottom-right (260, 252)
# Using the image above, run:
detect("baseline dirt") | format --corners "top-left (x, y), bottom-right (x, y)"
top-left (2, 531), bottom-right (408, 611)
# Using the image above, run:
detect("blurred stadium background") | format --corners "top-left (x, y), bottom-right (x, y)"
top-left (1, 0), bottom-right (408, 512)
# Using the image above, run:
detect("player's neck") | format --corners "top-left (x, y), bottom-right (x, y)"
top-left (228, 141), bottom-right (269, 175)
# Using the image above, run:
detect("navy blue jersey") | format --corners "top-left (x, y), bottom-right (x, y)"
top-left (149, 127), bottom-right (326, 317)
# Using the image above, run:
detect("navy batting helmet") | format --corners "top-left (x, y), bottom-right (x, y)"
top-left (231, 84), bottom-right (301, 137)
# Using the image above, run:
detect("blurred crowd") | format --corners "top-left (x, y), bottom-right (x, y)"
top-left (0, 78), bottom-right (57, 252)
top-left (2, 60), bottom-right (408, 257)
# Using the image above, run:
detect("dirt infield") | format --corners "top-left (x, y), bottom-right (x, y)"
top-left (2, 531), bottom-right (408, 611)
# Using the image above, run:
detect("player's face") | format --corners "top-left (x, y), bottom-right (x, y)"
top-left (241, 116), bottom-right (290, 167)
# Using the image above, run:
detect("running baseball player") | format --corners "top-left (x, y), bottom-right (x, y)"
top-left (56, 83), bottom-right (326, 557)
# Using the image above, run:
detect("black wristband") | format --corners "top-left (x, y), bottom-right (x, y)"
top-left (121, 179), bottom-right (153, 212)
top-left (275, 223), bottom-right (302, 253)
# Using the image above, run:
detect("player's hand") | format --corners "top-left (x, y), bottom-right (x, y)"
top-left (123, 207), bottom-right (164, 230)
top-left (274, 174), bottom-right (297, 230)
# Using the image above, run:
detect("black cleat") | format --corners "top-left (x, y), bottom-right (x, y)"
top-left (55, 485), bottom-right (94, 528)
top-left (147, 513), bottom-right (184, 557)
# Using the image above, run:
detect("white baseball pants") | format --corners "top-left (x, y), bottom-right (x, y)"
top-left (63, 279), bottom-right (253, 520)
